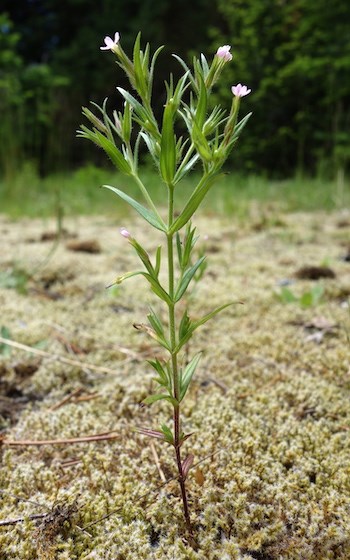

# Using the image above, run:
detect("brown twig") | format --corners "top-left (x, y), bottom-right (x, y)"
top-left (42, 320), bottom-right (143, 361)
top-left (74, 392), bottom-right (100, 403)
top-left (149, 441), bottom-right (166, 482)
top-left (48, 387), bottom-right (84, 411)
top-left (2, 431), bottom-right (119, 447)
top-left (0, 336), bottom-right (119, 375)
top-left (0, 513), bottom-right (49, 527)
top-left (59, 459), bottom-right (82, 468)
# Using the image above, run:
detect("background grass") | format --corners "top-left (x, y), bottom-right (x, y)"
top-left (0, 162), bottom-right (349, 219)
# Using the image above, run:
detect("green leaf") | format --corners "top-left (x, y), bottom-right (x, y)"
top-left (117, 87), bottom-right (145, 118)
top-left (179, 309), bottom-right (191, 341)
top-left (147, 310), bottom-right (170, 350)
top-left (300, 285), bottom-right (324, 308)
top-left (122, 102), bottom-right (132, 142)
top-left (192, 302), bottom-right (236, 330)
top-left (133, 32), bottom-right (147, 98)
top-left (148, 358), bottom-right (170, 384)
top-left (191, 119), bottom-right (212, 161)
top-left (129, 238), bottom-right (155, 276)
top-left (174, 256), bottom-right (206, 301)
top-left (233, 112), bottom-right (253, 139)
top-left (102, 185), bottom-right (167, 232)
top-left (78, 127), bottom-right (132, 175)
top-left (176, 232), bottom-right (183, 266)
top-left (195, 74), bottom-right (208, 129)
top-left (143, 393), bottom-right (171, 405)
top-left (278, 287), bottom-right (298, 304)
top-left (149, 46), bottom-right (164, 96)
top-left (300, 292), bottom-right (313, 308)
top-left (134, 322), bottom-right (170, 351)
top-left (200, 53), bottom-right (210, 79)
top-left (169, 173), bottom-right (221, 234)
top-left (182, 223), bottom-right (197, 269)
top-left (161, 424), bottom-right (175, 445)
top-left (180, 353), bottom-right (202, 401)
top-left (172, 72), bottom-right (190, 107)
top-left (160, 101), bottom-right (176, 184)
top-left (106, 270), bottom-right (144, 287)
top-left (117, 87), bottom-right (160, 140)
top-left (142, 273), bottom-right (172, 305)
top-left (174, 153), bottom-right (200, 184)
top-left (172, 55), bottom-right (196, 90)
top-left (147, 309), bottom-right (165, 339)
top-left (175, 302), bottom-right (237, 352)
top-left (154, 246), bottom-right (162, 277)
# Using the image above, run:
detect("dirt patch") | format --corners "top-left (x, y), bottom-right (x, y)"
top-left (0, 210), bottom-right (349, 559)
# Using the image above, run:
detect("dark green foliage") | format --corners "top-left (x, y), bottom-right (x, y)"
top-left (1, 0), bottom-right (350, 177)
top-left (212, 0), bottom-right (350, 176)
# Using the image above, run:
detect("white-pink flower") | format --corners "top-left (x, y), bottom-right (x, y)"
top-left (216, 45), bottom-right (232, 62)
top-left (100, 32), bottom-right (120, 51)
top-left (120, 227), bottom-right (131, 239)
top-left (231, 83), bottom-right (251, 97)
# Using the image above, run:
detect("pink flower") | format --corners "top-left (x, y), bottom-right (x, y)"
top-left (120, 227), bottom-right (131, 239)
top-left (100, 32), bottom-right (120, 51)
top-left (231, 83), bottom-right (251, 97)
top-left (216, 45), bottom-right (232, 62)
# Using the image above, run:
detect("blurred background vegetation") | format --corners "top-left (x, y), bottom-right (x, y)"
top-left (0, 0), bottom-right (349, 216)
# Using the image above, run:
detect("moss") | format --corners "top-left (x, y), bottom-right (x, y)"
top-left (0, 210), bottom-right (349, 559)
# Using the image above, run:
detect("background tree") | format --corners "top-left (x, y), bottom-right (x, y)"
top-left (212, 0), bottom-right (350, 176)
top-left (1, 0), bottom-right (349, 178)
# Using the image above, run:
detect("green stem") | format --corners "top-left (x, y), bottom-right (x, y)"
top-left (167, 184), bottom-right (192, 535)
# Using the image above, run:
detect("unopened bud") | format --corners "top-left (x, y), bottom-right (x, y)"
top-left (120, 227), bottom-right (131, 239)
top-left (216, 45), bottom-right (232, 62)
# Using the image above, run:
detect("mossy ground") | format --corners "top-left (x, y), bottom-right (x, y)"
top-left (0, 206), bottom-right (349, 559)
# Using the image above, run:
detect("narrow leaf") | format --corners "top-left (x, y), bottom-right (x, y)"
top-left (182, 454), bottom-right (194, 478)
top-left (161, 424), bottom-right (175, 445)
top-left (169, 173), bottom-right (222, 234)
top-left (191, 302), bottom-right (239, 330)
top-left (147, 309), bottom-right (166, 339)
top-left (195, 74), bottom-right (208, 129)
top-left (143, 273), bottom-right (172, 305)
top-left (148, 358), bottom-right (170, 386)
top-left (176, 232), bottom-right (183, 266)
top-left (102, 185), bottom-right (167, 232)
top-left (180, 353), bottom-right (202, 401)
top-left (149, 46), bottom-right (164, 96)
top-left (143, 393), bottom-right (173, 405)
top-left (154, 246), bottom-right (162, 277)
top-left (179, 309), bottom-right (191, 341)
top-left (136, 427), bottom-right (165, 440)
top-left (160, 101), bottom-right (176, 184)
top-left (105, 269), bottom-right (144, 288)
top-left (174, 256), bottom-right (206, 301)
top-left (175, 302), bottom-right (240, 353)
top-left (133, 322), bottom-right (170, 351)
top-left (233, 112), bottom-right (252, 139)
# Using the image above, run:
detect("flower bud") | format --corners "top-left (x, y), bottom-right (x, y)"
top-left (216, 45), bottom-right (232, 62)
top-left (120, 227), bottom-right (131, 239)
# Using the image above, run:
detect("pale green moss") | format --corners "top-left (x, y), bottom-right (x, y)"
top-left (0, 210), bottom-right (349, 559)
